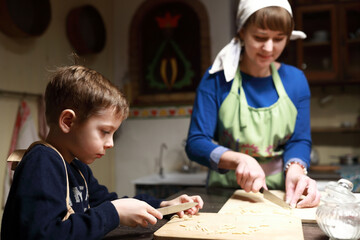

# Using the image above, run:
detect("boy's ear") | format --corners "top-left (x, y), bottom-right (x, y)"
top-left (59, 109), bottom-right (76, 133)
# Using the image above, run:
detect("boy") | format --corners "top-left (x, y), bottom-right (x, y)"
top-left (1, 65), bottom-right (203, 240)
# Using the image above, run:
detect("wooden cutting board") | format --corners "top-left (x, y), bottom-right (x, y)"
top-left (218, 190), bottom-right (318, 223)
top-left (154, 212), bottom-right (303, 240)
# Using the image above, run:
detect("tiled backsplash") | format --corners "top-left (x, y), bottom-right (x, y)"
top-left (129, 105), bottom-right (193, 118)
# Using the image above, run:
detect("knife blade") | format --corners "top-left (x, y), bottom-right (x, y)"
top-left (156, 202), bottom-right (198, 216)
top-left (260, 188), bottom-right (291, 210)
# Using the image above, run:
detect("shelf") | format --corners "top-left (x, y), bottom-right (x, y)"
top-left (303, 41), bottom-right (331, 47)
top-left (347, 38), bottom-right (360, 44)
top-left (309, 165), bottom-right (341, 172)
top-left (311, 127), bottom-right (360, 133)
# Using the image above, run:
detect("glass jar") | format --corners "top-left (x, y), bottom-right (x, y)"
top-left (316, 179), bottom-right (360, 240)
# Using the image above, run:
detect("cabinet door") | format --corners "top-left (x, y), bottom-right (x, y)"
top-left (340, 2), bottom-right (360, 83)
top-left (296, 5), bottom-right (338, 83)
top-left (295, 0), bottom-right (333, 4)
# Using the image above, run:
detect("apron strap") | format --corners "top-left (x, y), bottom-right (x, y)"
top-left (7, 141), bottom-right (77, 221)
top-left (232, 69), bottom-right (248, 129)
top-left (270, 63), bottom-right (287, 98)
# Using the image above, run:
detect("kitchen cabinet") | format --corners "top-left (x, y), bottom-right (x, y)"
top-left (311, 128), bottom-right (360, 147)
top-left (339, 2), bottom-right (360, 83)
top-left (295, 0), bottom-right (333, 4)
top-left (311, 126), bottom-right (360, 133)
top-left (294, 1), bottom-right (360, 84)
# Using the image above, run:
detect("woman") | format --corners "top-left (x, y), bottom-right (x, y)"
top-left (186, 0), bottom-right (320, 208)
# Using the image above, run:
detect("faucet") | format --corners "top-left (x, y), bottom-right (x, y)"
top-left (181, 139), bottom-right (196, 173)
top-left (158, 143), bottom-right (167, 178)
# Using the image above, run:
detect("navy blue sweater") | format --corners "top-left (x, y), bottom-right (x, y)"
top-left (1, 144), bottom-right (162, 240)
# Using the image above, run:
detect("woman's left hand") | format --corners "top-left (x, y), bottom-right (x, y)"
top-left (159, 194), bottom-right (203, 217)
top-left (285, 164), bottom-right (321, 208)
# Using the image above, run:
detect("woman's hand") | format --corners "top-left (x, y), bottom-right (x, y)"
top-left (285, 163), bottom-right (321, 208)
top-left (159, 194), bottom-right (203, 218)
top-left (111, 198), bottom-right (162, 227)
top-left (220, 151), bottom-right (266, 193)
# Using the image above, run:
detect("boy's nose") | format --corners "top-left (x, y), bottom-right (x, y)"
top-left (104, 138), bottom-right (114, 149)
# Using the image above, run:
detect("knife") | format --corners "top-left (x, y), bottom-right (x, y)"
top-left (260, 188), bottom-right (291, 210)
top-left (156, 202), bottom-right (198, 216)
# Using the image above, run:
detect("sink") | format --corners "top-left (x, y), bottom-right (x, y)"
top-left (132, 172), bottom-right (207, 186)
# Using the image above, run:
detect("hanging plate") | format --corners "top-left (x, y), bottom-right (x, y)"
top-left (66, 5), bottom-right (106, 55)
top-left (0, 0), bottom-right (51, 37)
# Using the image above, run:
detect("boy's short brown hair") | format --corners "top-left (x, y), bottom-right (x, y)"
top-left (243, 6), bottom-right (294, 39)
top-left (45, 65), bottom-right (129, 125)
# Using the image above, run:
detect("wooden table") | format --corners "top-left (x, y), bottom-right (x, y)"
top-left (103, 187), bottom-right (328, 240)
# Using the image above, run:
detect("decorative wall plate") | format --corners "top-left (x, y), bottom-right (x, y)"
top-left (0, 0), bottom-right (51, 37)
top-left (66, 5), bottom-right (106, 55)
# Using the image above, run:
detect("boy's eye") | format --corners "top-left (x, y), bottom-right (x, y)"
top-left (102, 130), bottom-right (110, 135)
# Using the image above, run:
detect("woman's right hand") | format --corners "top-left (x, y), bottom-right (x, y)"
top-left (220, 151), bottom-right (266, 192)
top-left (111, 198), bottom-right (162, 227)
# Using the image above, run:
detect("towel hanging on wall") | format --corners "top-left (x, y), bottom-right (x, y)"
top-left (2, 100), bottom-right (40, 208)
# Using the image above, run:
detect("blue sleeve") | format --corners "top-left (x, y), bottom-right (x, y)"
top-left (1, 146), bottom-right (119, 240)
top-left (185, 68), bottom-right (230, 171)
top-left (280, 65), bottom-right (312, 169)
top-left (77, 163), bottom-right (163, 221)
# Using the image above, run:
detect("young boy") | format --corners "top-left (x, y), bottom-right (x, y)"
top-left (1, 65), bottom-right (203, 240)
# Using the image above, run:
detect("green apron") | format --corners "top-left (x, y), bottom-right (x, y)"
top-left (208, 63), bottom-right (297, 190)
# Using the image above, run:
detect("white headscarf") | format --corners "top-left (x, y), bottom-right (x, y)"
top-left (209, 0), bottom-right (306, 82)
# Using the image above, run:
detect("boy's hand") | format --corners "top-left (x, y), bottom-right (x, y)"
top-left (159, 194), bottom-right (203, 217)
top-left (111, 198), bottom-right (162, 227)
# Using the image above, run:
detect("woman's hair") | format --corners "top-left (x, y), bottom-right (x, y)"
top-left (45, 65), bottom-right (129, 125)
top-left (242, 6), bottom-right (294, 38)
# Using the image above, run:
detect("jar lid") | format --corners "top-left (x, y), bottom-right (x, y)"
top-left (323, 179), bottom-right (357, 203)
top-left (338, 179), bottom-right (353, 190)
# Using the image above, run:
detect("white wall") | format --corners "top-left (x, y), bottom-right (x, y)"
top-left (113, 0), bottom-right (234, 196)
top-left (115, 118), bottom-right (192, 195)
